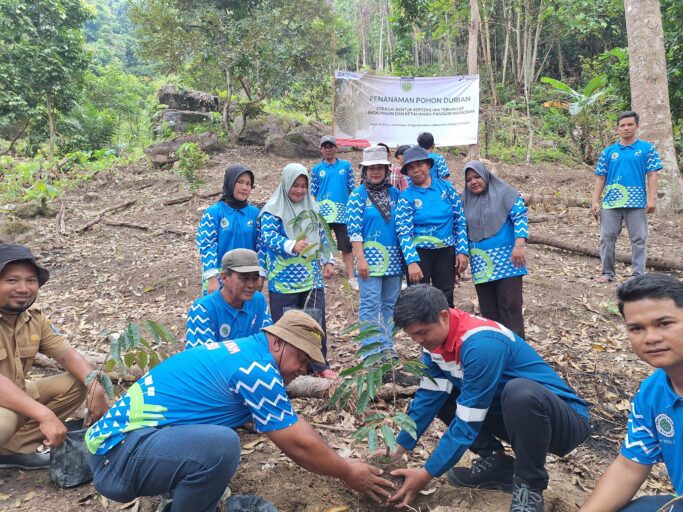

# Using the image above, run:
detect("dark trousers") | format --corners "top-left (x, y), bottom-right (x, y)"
top-left (437, 378), bottom-right (590, 489)
top-left (89, 426), bottom-right (240, 512)
top-left (475, 276), bottom-right (525, 338)
top-left (269, 288), bottom-right (329, 371)
top-left (413, 246), bottom-right (455, 307)
top-left (620, 496), bottom-right (683, 511)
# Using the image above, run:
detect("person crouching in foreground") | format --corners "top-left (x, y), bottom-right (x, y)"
top-left (86, 310), bottom-right (393, 512)
top-left (385, 284), bottom-right (590, 511)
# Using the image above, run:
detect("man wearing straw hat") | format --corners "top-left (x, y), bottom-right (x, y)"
top-left (86, 310), bottom-right (394, 512)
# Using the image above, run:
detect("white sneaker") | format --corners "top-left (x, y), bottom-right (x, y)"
top-left (348, 277), bottom-right (360, 292)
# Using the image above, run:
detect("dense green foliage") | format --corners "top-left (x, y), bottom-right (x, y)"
top-left (0, 0), bottom-right (681, 198)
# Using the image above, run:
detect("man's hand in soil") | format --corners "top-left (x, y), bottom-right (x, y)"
top-left (389, 467), bottom-right (432, 508)
top-left (372, 445), bottom-right (407, 459)
top-left (342, 461), bottom-right (394, 503)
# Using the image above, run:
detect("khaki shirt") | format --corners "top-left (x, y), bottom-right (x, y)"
top-left (0, 308), bottom-right (72, 397)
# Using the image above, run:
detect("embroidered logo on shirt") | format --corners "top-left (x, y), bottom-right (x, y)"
top-left (441, 191), bottom-right (447, 200)
top-left (414, 199), bottom-right (423, 209)
top-left (339, 169), bottom-right (346, 175)
top-left (320, 170), bottom-right (326, 177)
top-left (247, 220), bottom-right (254, 227)
top-left (656, 413), bottom-right (675, 438)
top-left (366, 199), bottom-right (372, 207)
top-left (611, 152), bottom-right (619, 160)
top-left (220, 324), bottom-right (231, 337)
top-left (220, 218), bottom-right (229, 228)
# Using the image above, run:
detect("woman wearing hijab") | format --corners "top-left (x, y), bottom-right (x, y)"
top-left (259, 163), bottom-right (337, 378)
top-left (462, 160), bottom-right (528, 338)
top-left (395, 146), bottom-right (469, 308)
top-left (196, 164), bottom-right (259, 295)
top-left (346, 146), bottom-right (404, 359)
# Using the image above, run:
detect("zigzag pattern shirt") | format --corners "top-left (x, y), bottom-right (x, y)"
top-left (396, 309), bottom-right (589, 477)
top-left (86, 333), bottom-right (297, 455)
top-left (595, 139), bottom-right (662, 209)
top-left (185, 290), bottom-right (271, 349)
top-left (428, 152), bottom-right (451, 179)
top-left (196, 201), bottom-right (260, 280)
top-left (346, 185), bottom-right (404, 277)
top-left (260, 212), bottom-right (328, 294)
top-left (468, 196), bottom-right (528, 285)
top-left (621, 369), bottom-right (683, 494)
top-left (310, 158), bottom-right (354, 224)
top-left (395, 179), bottom-right (468, 265)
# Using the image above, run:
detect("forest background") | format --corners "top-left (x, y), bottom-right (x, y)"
top-left (0, 0), bottom-right (682, 205)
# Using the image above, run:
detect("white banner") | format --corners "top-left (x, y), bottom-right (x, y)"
top-left (333, 71), bottom-right (479, 147)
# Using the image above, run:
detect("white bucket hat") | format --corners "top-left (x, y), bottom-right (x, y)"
top-left (358, 145), bottom-right (391, 167)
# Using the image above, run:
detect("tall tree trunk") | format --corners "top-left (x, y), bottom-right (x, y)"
top-left (385, 0), bottom-right (394, 72)
top-left (624, 0), bottom-right (682, 213)
top-left (479, 0), bottom-right (499, 104)
top-left (467, 0), bottom-right (481, 160)
top-left (501, 1), bottom-right (512, 85)
top-left (45, 92), bottom-right (56, 163)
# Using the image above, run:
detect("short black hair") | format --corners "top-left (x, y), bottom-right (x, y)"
top-left (417, 132), bottom-right (434, 150)
top-left (617, 111), bottom-right (639, 125)
top-left (394, 144), bottom-right (410, 158)
top-left (616, 273), bottom-right (683, 316)
top-left (393, 284), bottom-right (448, 328)
top-left (221, 269), bottom-right (234, 277)
top-left (376, 142), bottom-right (390, 155)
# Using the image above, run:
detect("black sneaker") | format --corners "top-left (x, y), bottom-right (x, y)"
top-left (447, 451), bottom-right (514, 492)
top-left (510, 478), bottom-right (544, 512)
top-left (0, 451), bottom-right (50, 470)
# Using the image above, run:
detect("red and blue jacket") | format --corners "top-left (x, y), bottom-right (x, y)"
top-left (396, 309), bottom-right (589, 477)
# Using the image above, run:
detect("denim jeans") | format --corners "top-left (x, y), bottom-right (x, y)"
top-left (357, 275), bottom-right (402, 358)
top-left (89, 426), bottom-right (240, 512)
top-left (620, 496), bottom-right (683, 511)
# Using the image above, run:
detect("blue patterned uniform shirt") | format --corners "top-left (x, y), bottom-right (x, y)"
top-left (395, 179), bottom-right (468, 265)
top-left (259, 212), bottom-right (329, 294)
top-left (185, 290), bottom-right (272, 349)
top-left (346, 185), bottom-right (404, 277)
top-left (595, 139), bottom-right (662, 209)
top-left (428, 152), bottom-right (451, 179)
top-left (86, 333), bottom-right (298, 455)
top-left (621, 369), bottom-right (683, 494)
top-left (468, 196), bottom-right (528, 285)
top-left (196, 202), bottom-right (260, 280)
top-left (310, 158), bottom-right (354, 224)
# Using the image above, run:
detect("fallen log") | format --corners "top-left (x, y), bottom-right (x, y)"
top-left (76, 200), bottom-right (137, 233)
top-left (522, 194), bottom-right (590, 208)
top-left (102, 220), bottom-right (190, 236)
top-left (163, 190), bottom-right (222, 206)
top-left (286, 375), bottom-right (417, 400)
top-left (528, 234), bottom-right (683, 272)
top-left (527, 213), bottom-right (568, 223)
top-left (34, 350), bottom-right (107, 369)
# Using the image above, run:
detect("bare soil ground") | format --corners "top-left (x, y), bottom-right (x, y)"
top-left (1, 143), bottom-right (681, 511)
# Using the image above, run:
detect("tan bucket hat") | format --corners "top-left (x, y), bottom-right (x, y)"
top-left (359, 145), bottom-right (391, 167)
top-left (263, 310), bottom-right (325, 364)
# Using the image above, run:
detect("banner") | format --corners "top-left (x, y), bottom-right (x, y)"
top-left (333, 71), bottom-right (479, 147)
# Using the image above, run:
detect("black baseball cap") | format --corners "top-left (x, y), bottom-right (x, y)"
top-left (0, 244), bottom-right (50, 286)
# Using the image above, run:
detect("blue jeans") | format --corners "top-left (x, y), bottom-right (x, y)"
top-left (89, 426), bottom-right (240, 512)
top-left (357, 275), bottom-right (402, 357)
top-left (621, 496), bottom-right (683, 511)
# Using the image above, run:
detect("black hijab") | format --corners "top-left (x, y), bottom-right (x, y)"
top-left (221, 164), bottom-right (254, 209)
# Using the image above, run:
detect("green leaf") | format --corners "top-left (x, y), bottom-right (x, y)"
top-left (356, 341), bottom-right (384, 358)
top-left (98, 373), bottom-right (115, 399)
top-left (352, 425), bottom-right (372, 444)
top-left (137, 350), bottom-right (149, 371)
top-left (379, 425), bottom-right (397, 452)
top-left (540, 76), bottom-right (577, 97)
top-left (367, 428), bottom-right (378, 453)
top-left (353, 327), bottom-right (382, 343)
top-left (392, 412), bottom-right (418, 439)
top-left (123, 352), bottom-right (137, 369)
top-left (341, 320), bottom-right (368, 336)
top-left (103, 358), bottom-right (117, 372)
top-left (299, 242), bottom-right (317, 256)
top-left (338, 386), bottom-right (355, 409)
top-left (84, 370), bottom-right (99, 387)
top-left (357, 388), bottom-right (371, 414)
top-left (583, 73), bottom-right (607, 96)
top-left (339, 362), bottom-right (365, 377)
top-left (364, 413), bottom-right (385, 422)
top-left (362, 352), bottom-right (386, 368)
top-left (149, 351), bottom-right (162, 368)
top-left (327, 378), bottom-right (352, 408)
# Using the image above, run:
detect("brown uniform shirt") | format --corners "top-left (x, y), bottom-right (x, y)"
top-left (0, 308), bottom-right (73, 397)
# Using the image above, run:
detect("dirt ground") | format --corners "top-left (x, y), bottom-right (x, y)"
top-left (0, 143), bottom-right (681, 511)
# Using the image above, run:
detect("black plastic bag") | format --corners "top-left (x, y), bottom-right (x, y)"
top-left (50, 419), bottom-right (93, 488)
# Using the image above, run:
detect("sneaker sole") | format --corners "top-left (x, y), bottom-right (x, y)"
top-left (447, 472), bottom-right (514, 492)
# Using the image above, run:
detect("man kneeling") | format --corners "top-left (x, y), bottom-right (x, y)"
top-left (387, 285), bottom-right (590, 511)
top-left (86, 310), bottom-right (392, 511)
